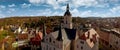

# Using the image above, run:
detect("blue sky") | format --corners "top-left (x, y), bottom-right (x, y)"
top-left (0, 0), bottom-right (120, 18)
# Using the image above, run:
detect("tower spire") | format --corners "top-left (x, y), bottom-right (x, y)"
top-left (67, 3), bottom-right (69, 11)
top-left (63, 3), bottom-right (72, 29)
top-left (64, 3), bottom-right (71, 16)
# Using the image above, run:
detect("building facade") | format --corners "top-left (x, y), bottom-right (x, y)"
top-left (99, 28), bottom-right (120, 50)
top-left (109, 29), bottom-right (120, 50)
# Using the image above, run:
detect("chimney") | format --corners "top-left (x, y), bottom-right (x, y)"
top-left (57, 24), bottom-right (63, 41)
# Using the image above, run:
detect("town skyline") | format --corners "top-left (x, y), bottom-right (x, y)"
top-left (0, 2), bottom-right (120, 50)
top-left (1, 0), bottom-right (120, 18)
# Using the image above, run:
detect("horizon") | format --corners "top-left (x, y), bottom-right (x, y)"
top-left (1, 0), bottom-right (120, 18)
top-left (1, 15), bottom-right (120, 18)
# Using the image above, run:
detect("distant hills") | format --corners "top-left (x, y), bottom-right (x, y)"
top-left (0, 16), bottom-right (120, 28)
top-left (0, 16), bottom-right (85, 28)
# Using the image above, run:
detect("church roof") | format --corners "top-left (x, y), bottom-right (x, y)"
top-left (64, 4), bottom-right (71, 16)
top-left (64, 10), bottom-right (71, 16)
top-left (65, 28), bottom-right (77, 40)
top-left (51, 28), bottom-right (77, 45)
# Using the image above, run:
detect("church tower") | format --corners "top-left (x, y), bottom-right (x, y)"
top-left (64, 4), bottom-right (72, 29)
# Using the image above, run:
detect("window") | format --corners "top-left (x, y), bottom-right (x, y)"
top-left (54, 48), bottom-right (55, 50)
top-left (77, 45), bottom-right (79, 48)
top-left (49, 38), bottom-right (52, 42)
top-left (47, 45), bottom-right (48, 50)
top-left (49, 47), bottom-right (51, 50)
top-left (66, 21), bottom-right (67, 24)
top-left (110, 45), bottom-right (112, 48)
top-left (53, 41), bottom-right (55, 43)
top-left (81, 46), bottom-right (83, 50)
top-left (46, 38), bottom-right (48, 42)
top-left (80, 41), bottom-right (84, 44)
top-left (116, 41), bottom-right (118, 44)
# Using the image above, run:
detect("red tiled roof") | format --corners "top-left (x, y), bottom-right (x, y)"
top-left (18, 34), bottom-right (28, 40)
top-left (79, 34), bottom-right (87, 40)
top-left (46, 28), bottom-right (52, 34)
top-left (92, 34), bottom-right (97, 43)
top-left (30, 32), bottom-right (43, 45)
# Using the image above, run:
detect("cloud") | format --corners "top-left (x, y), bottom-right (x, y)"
top-left (0, 13), bottom-right (5, 18)
top-left (71, 0), bottom-right (98, 8)
top-left (108, 0), bottom-right (120, 3)
top-left (80, 10), bottom-right (93, 17)
top-left (52, 11), bottom-right (63, 16)
top-left (28, 0), bottom-right (63, 9)
top-left (46, 0), bottom-right (59, 9)
top-left (0, 5), bottom-right (6, 9)
top-left (71, 8), bottom-right (80, 16)
top-left (9, 8), bottom-right (15, 11)
top-left (21, 3), bottom-right (31, 8)
top-left (70, 8), bottom-right (113, 17)
top-left (7, 8), bottom-right (16, 13)
top-left (61, 6), bottom-right (66, 11)
top-left (57, 0), bottom-right (68, 3)
top-left (110, 6), bottom-right (120, 13)
top-left (34, 8), bottom-right (63, 16)
top-left (8, 4), bottom-right (16, 7)
top-left (29, 0), bottom-right (41, 4)
top-left (36, 9), bottom-right (52, 16)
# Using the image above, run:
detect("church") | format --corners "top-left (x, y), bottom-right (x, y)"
top-left (41, 4), bottom-right (99, 50)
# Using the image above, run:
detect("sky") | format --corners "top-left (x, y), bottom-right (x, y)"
top-left (0, 0), bottom-right (120, 18)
